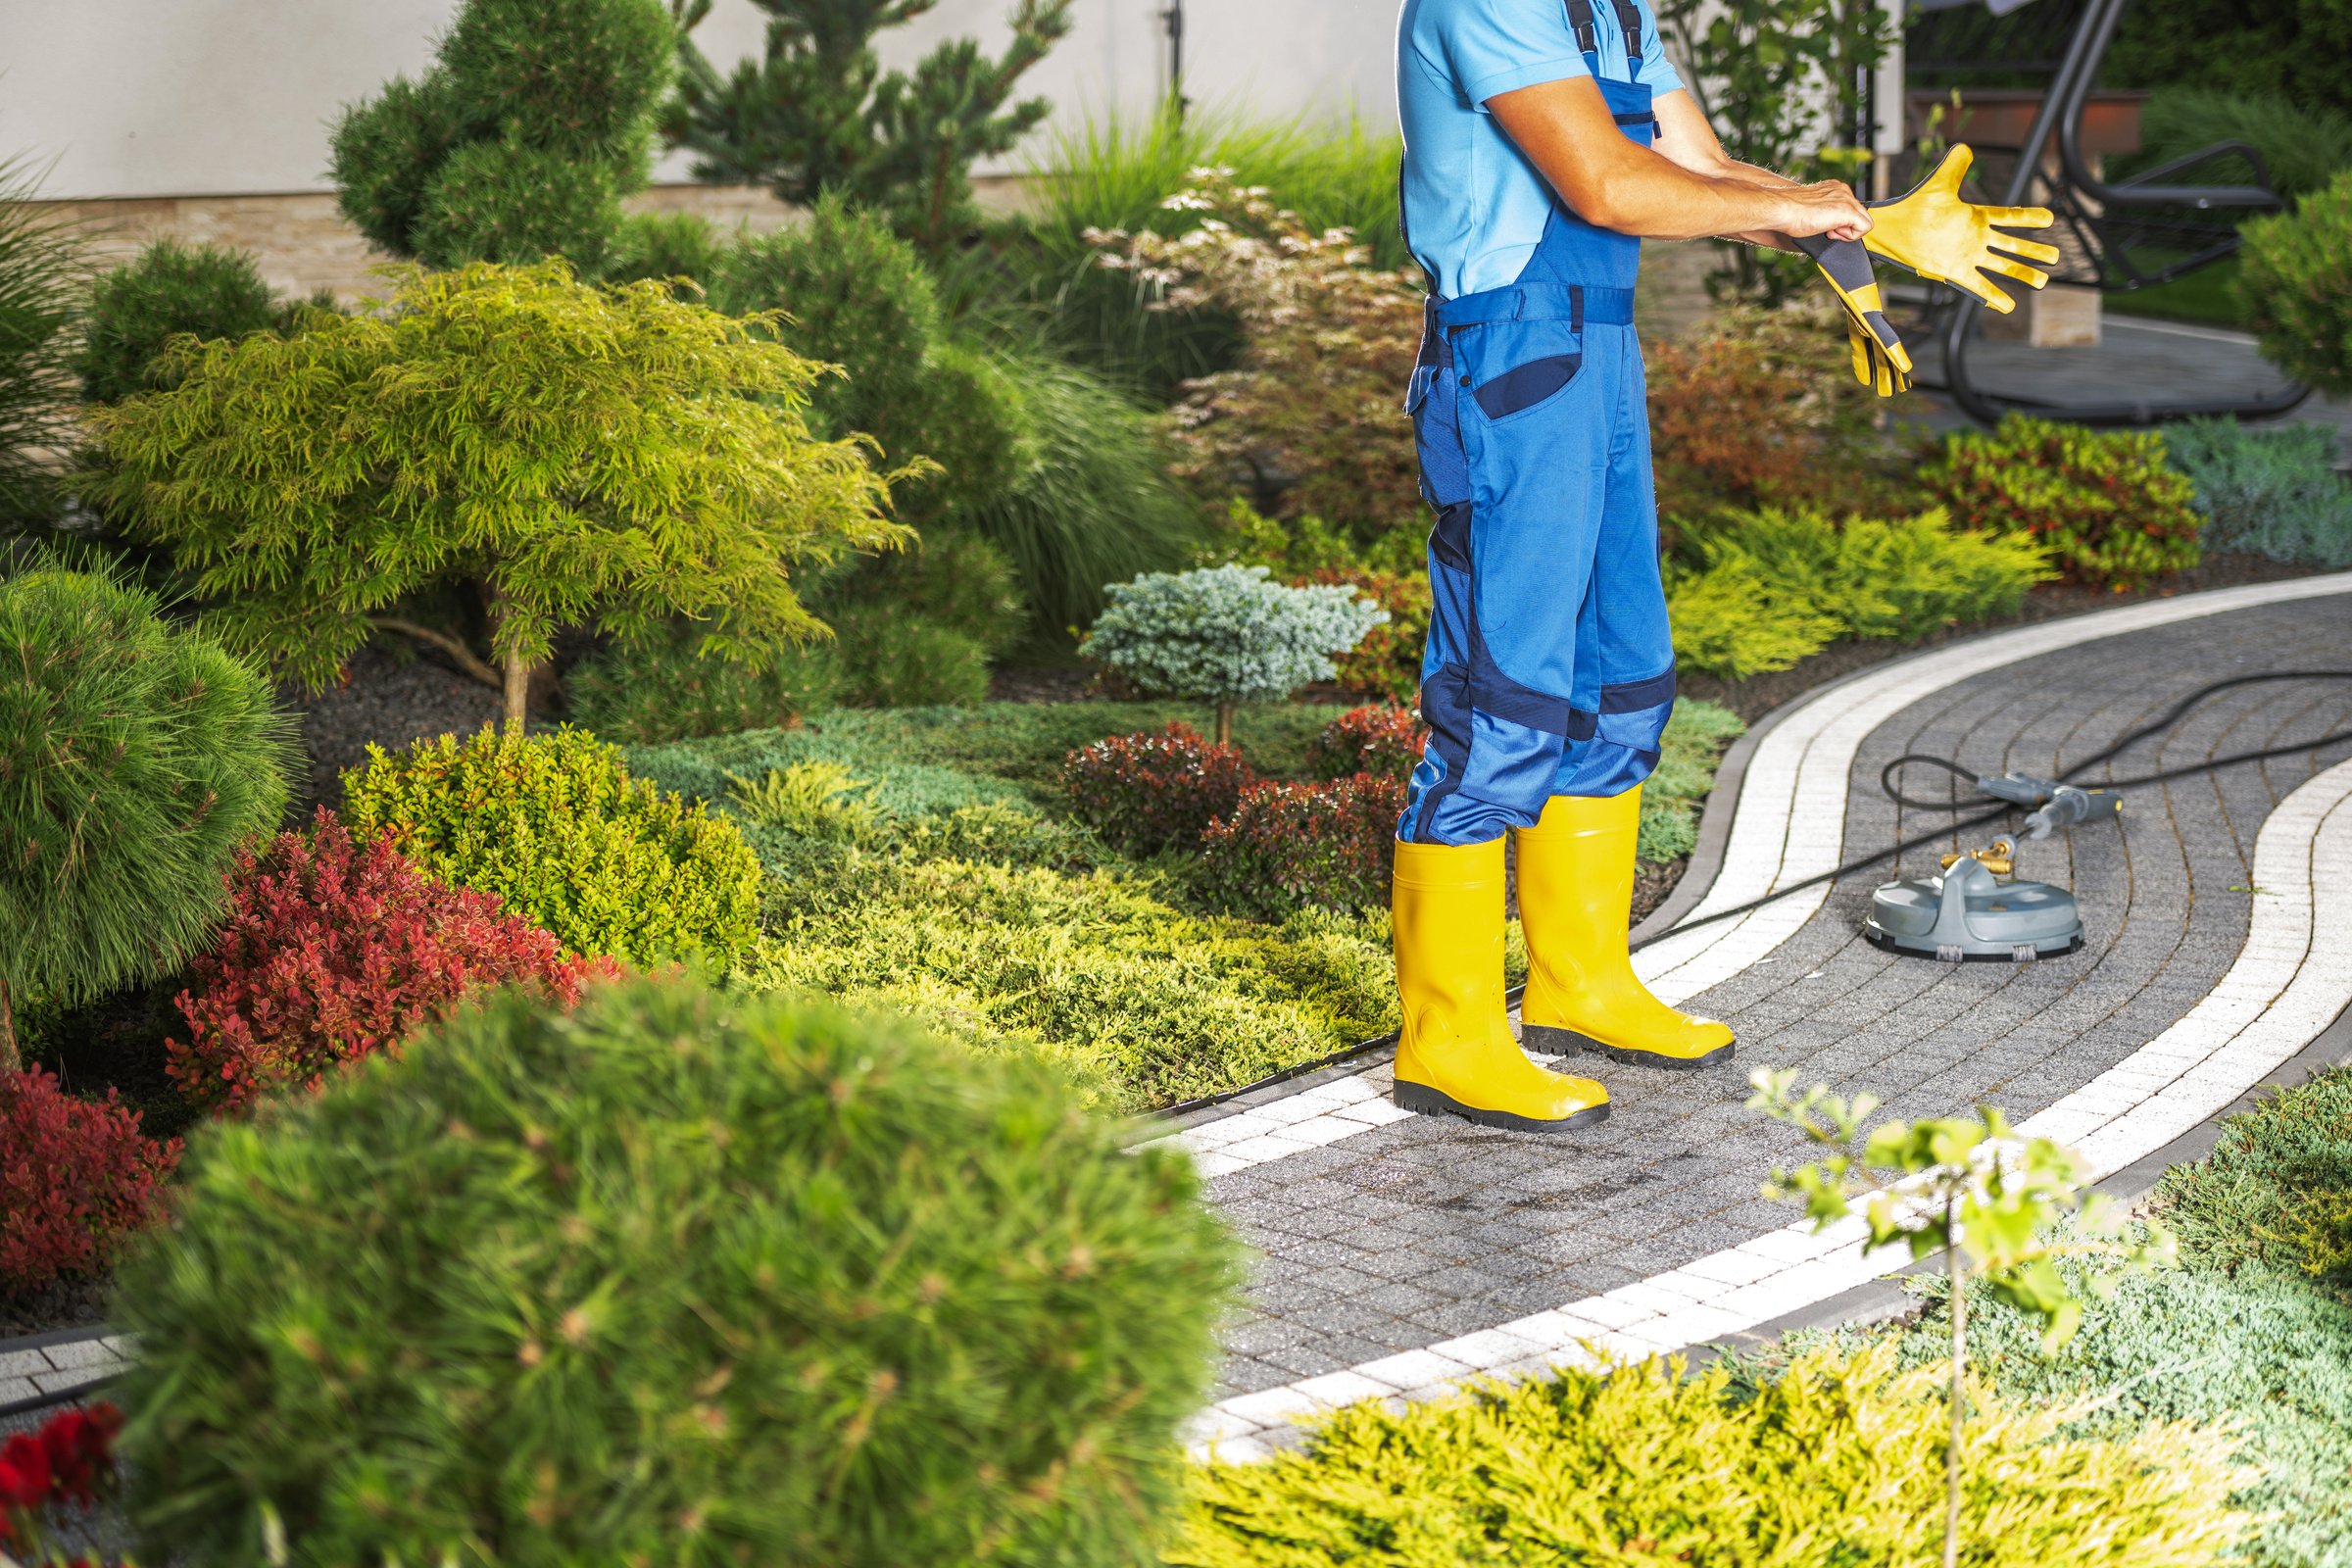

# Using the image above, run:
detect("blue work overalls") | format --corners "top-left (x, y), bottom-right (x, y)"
top-left (1398, 0), bottom-right (1678, 847)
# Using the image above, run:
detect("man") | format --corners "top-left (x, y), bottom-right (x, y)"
top-left (1388, 0), bottom-right (1885, 1132)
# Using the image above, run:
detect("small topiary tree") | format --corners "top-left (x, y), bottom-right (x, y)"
top-left (1082, 564), bottom-right (1386, 745)
top-left (329, 0), bottom-right (674, 274)
top-left (2239, 167), bottom-right (2352, 397)
top-left (168, 812), bottom-right (614, 1114)
top-left (73, 239), bottom-right (283, 406)
top-left (341, 726), bottom-right (762, 973)
top-left (115, 976), bottom-right (1241, 1566)
top-left (82, 260), bottom-right (905, 731)
top-left (0, 567), bottom-right (294, 1068)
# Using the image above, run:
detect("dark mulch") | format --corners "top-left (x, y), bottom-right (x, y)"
top-left (0, 1276), bottom-right (109, 1343)
top-left (287, 644), bottom-right (514, 808)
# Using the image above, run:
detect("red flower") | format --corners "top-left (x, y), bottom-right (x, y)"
top-left (38, 1401), bottom-right (122, 1505)
top-left (0, 1431), bottom-right (52, 1508)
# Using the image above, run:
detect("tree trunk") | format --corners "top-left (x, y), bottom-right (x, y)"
top-left (502, 645), bottom-right (530, 736)
top-left (1214, 701), bottom-right (1236, 749)
top-left (0, 974), bottom-right (17, 1074)
top-left (1944, 1203), bottom-right (1966, 1568)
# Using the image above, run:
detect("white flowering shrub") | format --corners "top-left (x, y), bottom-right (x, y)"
top-left (1082, 564), bottom-right (1387, 742)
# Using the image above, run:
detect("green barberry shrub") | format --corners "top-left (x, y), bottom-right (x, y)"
top-left (329, 0), bottom-right (673, 272)
top-left (1924, 415), bottom-right (2203, 589)
top-left (74, 240), bottom-right (279, 406)
top-left (114, 976), bottom-right (1241, 1567)
top-left (340, 727), bottom-right (760, 972)
top-left (1083, 565), bottom-right (1386, 745)
top-left (0, 567), bottom-right (294, 1063)
top-left (2239, 167), bottom-right (2352, 396)
top-left (2164, 416), bottom-right (2352, 567)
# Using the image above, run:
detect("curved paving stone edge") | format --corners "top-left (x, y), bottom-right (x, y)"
top-left (1176, 572), bottom-right (2352, 1460)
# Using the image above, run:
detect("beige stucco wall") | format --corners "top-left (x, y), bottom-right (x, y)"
top-left (0, 0), bottom-right (1395, 204)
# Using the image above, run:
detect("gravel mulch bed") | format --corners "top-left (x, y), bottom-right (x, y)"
top-left (286, 644), bottom-right (520, 808)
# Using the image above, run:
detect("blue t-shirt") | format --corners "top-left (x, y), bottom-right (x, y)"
top-left (1396, 0), bottom-right (1685, 298)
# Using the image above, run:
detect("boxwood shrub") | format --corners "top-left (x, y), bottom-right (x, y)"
top-left (341, 727), bottom-right (760, 972)
top-left (115, 976), bottom-right (1241, 1567)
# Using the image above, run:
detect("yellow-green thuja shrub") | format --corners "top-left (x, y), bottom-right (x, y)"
top-left (81, 260), bottom-right (910, 731)
top-left (1174, 1342), bottom-right (2250, 1568)
top-left (114, 976), bottom-right (1243, 1567)
top-left (342, 727), bottom-right (760, 973)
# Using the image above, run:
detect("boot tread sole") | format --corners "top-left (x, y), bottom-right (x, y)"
top-left (1393, 1079), bottom-right (1612, 1132)
top-left (1520, 1022), bottom-right (1737, 1070)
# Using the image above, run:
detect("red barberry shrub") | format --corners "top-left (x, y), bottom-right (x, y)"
top-left (0, 1070), bottom-right (178, 1299)
top-left (167, 811), bottom-right (613, 1114)
top-left (1061, 723), bottom-right (1256, 856)
top-left (1308, 706), bottom-right (1428, 782)
top-left (1198, 772), bottom-right (1408, 917)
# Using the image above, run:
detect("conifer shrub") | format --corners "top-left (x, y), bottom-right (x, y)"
top-left (340, 728), bottom-right (760, 972)
top-left (1303, 566), bottom-right (1429, 705)
top-left (1083, 565), bottom-right (1386, 745)
top-left (567, 623), bottom-right (845, 745)
top-left (746, 846), bottom-right (1409, 1111)
top-left (115, 977), bottom-right (1240, 1566)
top-left (0, 567), bottom-right (294, 1065)
top-left (2163, 416), bottom-right (2352, 567)
top-left (1061, 722), bottom-right (1254, 855)
top-left (1173, 1341), bottom-right (2248, 1567)
top-left (1197, 773), bottom-right (1407, 918)
top-left (1, 1065), bottom-right (179, 1299)
top-left (1306, 706), bottom-right (1425, 782)
top-left (329, 0), bottom-right (673, 273)
top-left (2238, 167), bottom-right (2352, 396)
top-left (1924, 415), bottom-right (2203, 589)
top-left (167, 812), bottom-right (612, 1114)
top-left (74, 239), bottom-right (282, 406)
top-left (711, 197), bottom-right (1033, 523)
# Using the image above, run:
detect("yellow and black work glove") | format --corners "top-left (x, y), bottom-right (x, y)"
top-left (1792, 230), bottom-right (1912, 398)
top-left (1864, 145), bottom-right (2063, 315)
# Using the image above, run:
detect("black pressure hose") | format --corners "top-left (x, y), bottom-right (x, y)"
top-left (1151, 669), bottom-right (2352, 1121)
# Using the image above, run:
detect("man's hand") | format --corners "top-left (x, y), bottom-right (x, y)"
top-left (1775, 180), bottom-right (1872, 243)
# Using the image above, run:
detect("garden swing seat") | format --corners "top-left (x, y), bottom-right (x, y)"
top-left (1921, 0), bottom-right (2312, 425)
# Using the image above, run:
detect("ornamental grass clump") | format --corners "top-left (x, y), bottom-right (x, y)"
top-left (1083, 564), bottom-right (1385, 745)
top-left (114, 976), bottom-right (1241, 1567)
top-left (0, 567), bottom-right (294, 1067)
top-left (341, 727), bottom-right (760, 973)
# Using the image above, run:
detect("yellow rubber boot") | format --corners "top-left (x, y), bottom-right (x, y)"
top-left (1516, 787), bottom-right (1736, 1069)
top-left (1391, 836), bottom-right (1610, 1131)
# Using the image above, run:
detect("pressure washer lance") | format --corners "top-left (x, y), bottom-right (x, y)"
top-left (1863, 773), bottom-right (2122, 963)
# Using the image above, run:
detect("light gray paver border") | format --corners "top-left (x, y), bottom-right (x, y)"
top-left (1183, 572), bottom-right (2352, 1461)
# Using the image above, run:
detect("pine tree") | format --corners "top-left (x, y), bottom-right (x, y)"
top-left (330, 0), bottom-right (675, 274)
top-left (663, 0), bottom-right (1074, 251)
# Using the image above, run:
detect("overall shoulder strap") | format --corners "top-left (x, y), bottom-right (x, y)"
top-left (1563, 0), bottom-right (1603, 70)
